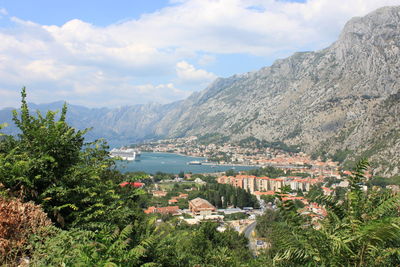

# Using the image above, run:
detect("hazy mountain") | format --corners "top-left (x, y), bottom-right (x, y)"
top-left (1, 6), bottom-right (399, 175)
top-left (0, 101), bottom-right (179, 147)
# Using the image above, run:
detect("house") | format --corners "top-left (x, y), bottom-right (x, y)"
top-left (168, 198), bottom-right (179, 205)
top-left (152, 191), bottom-right (167, 197)
top-left (178, 193), bottom-right (188, 199)
top-left (189, 197), bottom-right (217, 216)
top-left (194, 178), bottom-right (206, 185)
top-left (144, 206), bottom-right (180, 215)
top-left (321, 187), bottom-right (334, 196)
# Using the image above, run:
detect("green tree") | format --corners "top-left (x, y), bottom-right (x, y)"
top-left (268, 160), bottom-right (400, 266)
top-left (0, 88), bottom-right (142, 228)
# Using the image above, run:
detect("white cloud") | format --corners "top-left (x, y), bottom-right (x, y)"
top-left (0, 88), bottom-right (19, 108)
top-left (0, 8), bottom-right (7, 17)
top-left (198, 54), bottom-right (216, 66)
top-left (176, 61), bottom-right (217, 86)
top-left (1, 0), bottom-right (400, 108)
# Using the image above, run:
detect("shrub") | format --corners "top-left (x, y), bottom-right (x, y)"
top-left (0, 197), bottom-right (51, 265)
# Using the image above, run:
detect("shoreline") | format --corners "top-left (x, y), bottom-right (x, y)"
top-left (116, 151), bottom-right (259, 174)
top-left (141, 151), bottom-right (261, 168)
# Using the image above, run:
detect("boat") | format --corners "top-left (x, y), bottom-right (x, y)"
top-left (110, 147), bottom-right (140, 161)
top-left (187, 161), bottom-right (202, 165)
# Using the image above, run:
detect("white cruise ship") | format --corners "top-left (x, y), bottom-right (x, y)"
top-left (110, 147), bottom-right (140, 161)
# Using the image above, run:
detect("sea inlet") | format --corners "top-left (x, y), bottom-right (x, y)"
top-left (116, 152), bottom-right (257, 175)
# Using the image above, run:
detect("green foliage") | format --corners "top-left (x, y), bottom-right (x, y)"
top-left (207, 151), bottom-right (232, 163)
top-left (152, 171), bottom-right (175, 182)
top-left (245, 166), bottom-right (286, 178)
top-left (30, 219), bottom-right (160, 266)
top-left (238, 137), bottom-right (300, 153)
top-left (223, 212), bottom-right (248, 221)
top-left (225, 169), bottom-right (238, 177)
top-left (150, 222), bottom-right (252, 266)
top-left (260, 194), bottom-right (277, 204)
top-left (324, 176), bottom-right (341, 187)
top-left (191, 174), bottom-right (218, 184)
top-left (331, 149), bottom-right (352, 163)
top-left (193, 183), bottom-right (259, 209)
top-left (306, 183), bottom-right (324, 201)
top-left (367, 175), bottom-right (400, 187)
top-left (125, 171), bottom-right (150, 182)
top-left (0, 123), bottom-right (7, 136)
top-left (0, 88), bottom-right (142, 229)
top-left (197, 133), bottom-right (230, 145)
top-left (3, 89), bottom-right (399, 266)
top-left (256, 159), bottom-right (400, 266)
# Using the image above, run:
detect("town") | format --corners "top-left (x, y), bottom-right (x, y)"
top-left (133, 136), bottom-right (340, 171)
top-left (123, 136), bottom-right (398, 253)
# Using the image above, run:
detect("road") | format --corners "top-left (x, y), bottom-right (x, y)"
top-left (243, 221), bottom-right (257, 256)
top-left (243, 221), bottom-right (257, 238)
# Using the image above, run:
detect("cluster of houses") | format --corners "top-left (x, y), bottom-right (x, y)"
top-left (151, 190), bottom-right (190, 205)
top-left (216, 173), bottom-right (348, 220)
top-left (134, 136), bottom-right (344, 172)
top-left (168, 193), bottom-right (188, 205)
top-left (144, 197), bottom-right (217, 217)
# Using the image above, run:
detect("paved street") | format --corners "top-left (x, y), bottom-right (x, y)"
top-left (243, 221), bottom-right (257, 255)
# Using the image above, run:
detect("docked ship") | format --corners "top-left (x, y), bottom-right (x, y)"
top-left (110, 147), bottom-right (140, 161)
top-left (187, 161), bottom-right (202, 165)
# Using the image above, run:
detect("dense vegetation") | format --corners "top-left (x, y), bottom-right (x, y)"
top-left (244, 166), bottom-right (286, 178)
top-left (0, 89), bottom-right (255, 266)
top-left (192, 183), bottom-right (259, 209)
top-left (141, 182), bottom-right (259, 210)
top-left (255, 160), bottom-right (400, 266)
top-left (238, 137), bottom-right (301, 153)
top-left (1, 89), bottom-right (399, 266)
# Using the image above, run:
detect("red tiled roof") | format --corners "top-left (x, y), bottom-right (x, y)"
top-left (254, 191), bottom-right (275, 195)
top-left (119, 182), bottom-right (144, 188)
top-left (144, 206), bottom-right (180, 214)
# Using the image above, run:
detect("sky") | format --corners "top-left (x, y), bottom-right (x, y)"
top-left (1, 0), bottom-right (400, 108)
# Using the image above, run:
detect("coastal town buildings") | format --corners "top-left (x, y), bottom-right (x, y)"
top-left (217, 174), bottom-right (320, 194)
top-left (152, 190), bottom-right (168, 197)
top-left (144, 206), bottom-right (180, 215)
top-left (133, 137), bottom-right (340, 174)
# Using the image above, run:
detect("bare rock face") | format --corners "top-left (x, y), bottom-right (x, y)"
top-left (152, 6), bottom-right (400, 176)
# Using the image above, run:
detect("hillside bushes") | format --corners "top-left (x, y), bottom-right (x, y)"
top-left (0, 197), bottom-right (51, 265)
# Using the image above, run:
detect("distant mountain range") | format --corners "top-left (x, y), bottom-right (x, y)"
top-left (1, 6), bottom-right (399, 176)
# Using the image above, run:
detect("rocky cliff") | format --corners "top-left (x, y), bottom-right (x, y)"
top-left (151, 6), bottom-right (400, 176)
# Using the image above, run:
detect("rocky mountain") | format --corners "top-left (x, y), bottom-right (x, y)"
top-left (1, 6), bottom-right (399, 176)
top-left (154, 6), bottom-right (400, 176)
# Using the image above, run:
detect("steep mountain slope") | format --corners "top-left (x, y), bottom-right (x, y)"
top-left (1, 6), bottom-right (399, 175)
top-left (153, 6), bottom-right (400, 176)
